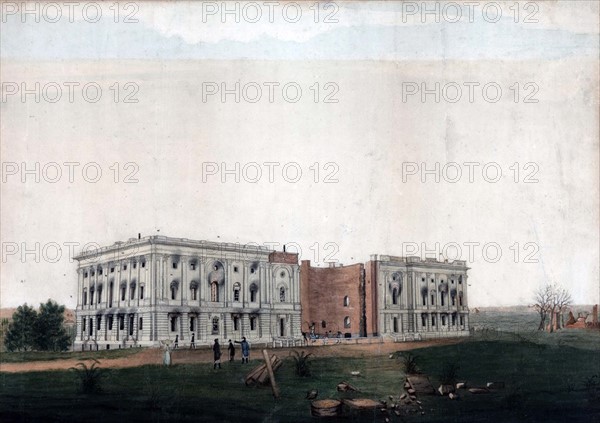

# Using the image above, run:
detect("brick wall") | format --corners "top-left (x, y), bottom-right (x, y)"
top-left (300, 260), bottom-right (370, 337)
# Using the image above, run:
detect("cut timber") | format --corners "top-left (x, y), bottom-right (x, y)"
top-left (311, 399), bottom-right (341, 417)
top-left (343, 398), bottom-right (381, 409)
top-left (245, 354), bottom-right (281, 386)
top-left (262, 350), bottom-right (280, 399)
top-left (406, 375), bottom-right (435, 395)
top-left (257, 357), bottom-right (281, 384)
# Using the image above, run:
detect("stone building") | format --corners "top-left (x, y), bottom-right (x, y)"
top-left (366, 255), bottom-right (470, 338)
top-left (74, 236), bottom-right (302, 350)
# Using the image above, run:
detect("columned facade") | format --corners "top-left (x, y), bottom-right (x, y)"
top-left (368, 255), bottom-right (470, 339)
top-left (74, 236), bottom-right (302, 350)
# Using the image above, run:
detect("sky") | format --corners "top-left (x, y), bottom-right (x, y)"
top-left (1, 1), bottom-right (599, 308)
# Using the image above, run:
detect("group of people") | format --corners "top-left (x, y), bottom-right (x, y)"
top-left (212, 337), bottom-right (250, 369)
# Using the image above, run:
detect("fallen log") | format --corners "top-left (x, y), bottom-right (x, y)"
top-left (257, 356), bottom-right (281, 384)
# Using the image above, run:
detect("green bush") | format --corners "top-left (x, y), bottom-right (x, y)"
top-left (289, 350), bottom-right (313, 377)
top-left (70, 359), bottom-right (104, 393)
top-left (400, 352), bottom-right (419, 374)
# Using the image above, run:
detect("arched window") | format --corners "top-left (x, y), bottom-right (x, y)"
top-left (90, 287), bottom-right (95, 304)
top-left (458, 292), bottom-right (463, 306)
top-left (211, 282), bottom-right (219, 302)
top-left (211, 317), bottom-right (219, 334)
top-left (343, 296), bottom-right (350, 307)
top-left (249, 283), bottom-right (258, 302)
top-left (233, 283), bottom-right (241, 302)
top-left (440, 292), bottom-right (445, 306)
top-left (393, 317), bottom-right (398, 332)
top-left (121, 284), bottom-right (126, 301)
top-left (430, 290), bottom-right (436, 306)
top-left (139, 284), bottom-right (144, 300)
top-left (97, 285), bottom-right (102, 304)
top-left (108, 282), bottom-right (114, 307)
top-left (392, 288), bottom-right (398, 305)
top-left (344, 316), bottom-right (351, 328)
top-left (279, 286), bottom-right (286, 302)
top-left (421, 313), bottom-right (427, 327)
top-left (321, 320), bottom-right (326, 329)
top-left (130, 282), bottom-right (136, 300)
top-left (83, 289), bottom-right (87, 305)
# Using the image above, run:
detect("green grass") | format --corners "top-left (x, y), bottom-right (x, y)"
top-left (1, 336), bottom-right (599, 422)
top-left (0, 348), bottom-right (141, 363)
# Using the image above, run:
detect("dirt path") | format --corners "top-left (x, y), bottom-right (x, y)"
top-left (0, 338), bottom-right (463, 373)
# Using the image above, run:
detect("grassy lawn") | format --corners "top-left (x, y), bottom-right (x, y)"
top-left (1, 336), bottom-right (599, 422)
top-left (0, 348), bottom-right (141, 363)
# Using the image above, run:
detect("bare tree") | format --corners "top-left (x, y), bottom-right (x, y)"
top-left (531, 285), bottom-right (553, 331)
top-left (531, 284), bottom-right (573, 332)
top-left (549, 285), bottom-right (572, 332)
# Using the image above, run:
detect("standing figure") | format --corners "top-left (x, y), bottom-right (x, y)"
top-left (174, 334), bottom-right (179, 349)
top-left (212, 338), bottom-right (222, 369)
top-left (190, 333), bottom-right (196, 349)
top-left (228, 339), bottom-right (235, 362)
top-left (235, 337), bottom-right (250, 363)
top-left (163, 343), bottom-right (171, 367)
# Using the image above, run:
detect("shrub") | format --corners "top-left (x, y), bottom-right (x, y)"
top-left (400, 352), bottom-right (419, 374)
top-left (289, 350), bottom-right (313, 377)
top-left (439, 362), bottom-right (460, 386)
top-left (70, 359), bottom-right (104, 393)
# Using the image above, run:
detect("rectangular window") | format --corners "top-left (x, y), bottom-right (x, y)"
top-left (139, 317), bottom-right (143, 331)
top-left (422, 295), bottom-right (426, 306)
top-left (234, 266), bottom-right (239, 272)
top-left (460, 315), bottom-right (464, 326)
top-left (172, 262), bottom-right (178, 269)
top-left (234, 289), bottom-right (240, 302)
top-left (441, 295), bottom-right (445, 306)
top-left (108, 316), bottom-right (113, 330)
top-left (190, 317), bottom-right (195, 332)
top-left (97, 316), bottom-right (101, 333)
top-left (130, 287), bottom-right (135, 300)
top-left (129, 315), bottom-right (134, 336)
top-left (431, 315), bottom-right (436, 326)
top-left (190, 263), bottom-right (196, 270)
top-left (250, 317), bottom-right (256, 331)
top-left (141, 261), bottom-right (146, 268)
top-left (171, 316), bottom-right (177, 332)
top-left (98, 268), bottom-right (103, 275)
top-left (441, 315), bottom-right (446, 326)
top-left (119, 316), bottom-right (124, 330)
top-left (89, 318), bottom-right (93, 335)
top-left (83, 291), bottom-right (87, 305)
top-left (421, 314), bottom-right (427, 327)
top-left (91, 270), bottom-right (95, 276)
top-left (123, 264), bottom-right (127, 270)
top-left (431, 294), bottom-right (435, 306)
top-left (90, 290), bottom-right (94, 304)
top-left (452, 314), bottom-right (456, 326)
top-left (233, 316), bottom-right (239, 331)
top-left (82, 318), bottom-right (86, 332)
top-left (111, 267), bottom-right (114, 273)
top-left (84, 272), bottom-right (88, 278)
top-left (139, 286), bottom-right (144, 300)
top-left (121, 287), bottom-right (126, 301)
top-left (133, 262), bottom-right (137, 269)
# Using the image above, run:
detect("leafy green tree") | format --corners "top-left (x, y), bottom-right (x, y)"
top-left (4, 304), bottom-right (38, 351)
top-left (33, 300), bottom-right (71, 351)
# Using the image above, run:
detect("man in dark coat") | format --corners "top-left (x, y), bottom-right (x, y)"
top-left (235, 337), bottom-right (250, 363)
top-left (228, 339), bottom-right (235, 362)
top-left (212, 338), bottom-right (221, 369)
